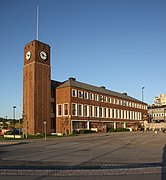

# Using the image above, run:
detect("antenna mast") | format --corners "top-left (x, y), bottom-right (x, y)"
top-left (36, 5), bottom-right (39, 40)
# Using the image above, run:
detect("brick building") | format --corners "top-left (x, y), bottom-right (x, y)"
top-left (23, 39), bottom-right (148, 135)
top-left (53, 78), bottom-right (148, 134)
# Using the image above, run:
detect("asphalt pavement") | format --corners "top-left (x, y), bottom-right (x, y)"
top-left (0, 131), bottom-right (166, 180)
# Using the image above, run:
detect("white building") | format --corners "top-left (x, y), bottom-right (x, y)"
top-left (148, 105), bottom-right (166, 123)
top-left (154, 94), bottom-right (166, 106)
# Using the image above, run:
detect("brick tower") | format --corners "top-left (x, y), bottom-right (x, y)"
top-left (23, 40), bottom-right (51, 134)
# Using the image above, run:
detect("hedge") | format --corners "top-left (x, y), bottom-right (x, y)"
top-left (108, 128), bottom-right (130, 132)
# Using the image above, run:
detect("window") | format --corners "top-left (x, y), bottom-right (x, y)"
top-left (119, 110), bottom-right (121, 119)
top-left (133, 111), bottom-right (135, 120)
top-left (57, 104), bottom-right (62, 116)
top-left (135, 112), bottom-right (138, 120)
top-left (73, 121), bottom-right (87, 129)
top-left (90, 93), bottom-right (94, 100)
top-left (111, 98), bottom-right (115, 104)
top-left (72, 103), bottom-right (77, 116)
top-left (130, 111), bottom-right (133, 119)
top-left (108, 109), bottom-right (111, 118)
top-left (84, 105), bottom-right (88, 117)
top-left (124, 110), bottom-right (126, 119)
top-left (90, 106), bottom-right (93, 117)
top-left (99, 107), bottom-right (103, 118)
top-left (112, 109), bottom-right (114, 118)
top-left (122, 110), bottom-right (124, 119)
top-left (116, 109), bottom-right (119, 118)
top-left (108, 97), bottom-right (111, 103)
top-left (95, 94), bottom-right (99, 101)
top-left (78, 91), bottom-right (83, 98)
top-left (95, 106), bottom-right (99, 117)
top-left (104, 96), bottom-right (107, 102)
top-left (127, 111), bottom-right (130, 119)
top-left (115, 99), bottom-right (119, 105)
top-left (100, 95), bottom-right (103, 102)
top-left (84, 92), bottom-right (88, 99)
top-left (78, 104), bottom-right (83, 116)
top-left (103, 108), bottom-right (107, 118)
top-left (72, 89), bottom-right (77, 97)
top-left (63, 104), bottom-right (68, 116)
top-left (123, 101), bottom-right (126, 106)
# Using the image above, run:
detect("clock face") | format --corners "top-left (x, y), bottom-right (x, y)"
top-left (26, 51), bottom-right (31, 60)
top-left (39, 51), bottom-right (47, 60)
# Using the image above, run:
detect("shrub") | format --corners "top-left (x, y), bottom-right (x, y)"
top-left (79, 129), bottom-right (96, 134)
top-left (109, 128), bottom-right (130, 133)
top-left (72, 130), bottom-right (79, 134)
top-left (5, 131), bottom-right (13, 135)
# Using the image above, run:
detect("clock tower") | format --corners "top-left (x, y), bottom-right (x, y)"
top-left (23, 40), bottom-right (51, 134)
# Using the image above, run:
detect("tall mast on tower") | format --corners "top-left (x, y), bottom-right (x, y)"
top-left (36, 5), bottom-right (39, 40)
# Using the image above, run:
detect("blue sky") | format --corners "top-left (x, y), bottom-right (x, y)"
top-left (0, 0), bottom-right (166, 119)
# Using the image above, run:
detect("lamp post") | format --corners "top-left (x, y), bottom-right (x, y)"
top-left (43, 121), bottom-right (47, 141)
top-left (13, 106), bottom-right (16, 138)
top-left (142, 87), bottom-right (145, 102)
top-left (4, 116), bottom-right (7, 129)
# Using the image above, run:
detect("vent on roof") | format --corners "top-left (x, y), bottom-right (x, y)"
top-left (123, 93), bottom-right (128, 96)
top-left (100, 86), bottom-right (106, 89)
top-left (69, 77), bottom-right (76, 81)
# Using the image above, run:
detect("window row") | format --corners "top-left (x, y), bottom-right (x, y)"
top-left (57, 103), bottom-right (142, 120)
top-left (152, 113), bottom-right (164, 117)
top-left (57, 104), bottom-right (69, 116)
top-left (72, 89), bottom-right (147, 110)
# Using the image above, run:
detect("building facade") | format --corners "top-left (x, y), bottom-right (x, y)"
top-left (54, 78), bottom-right (148, 134)
top-left (148, 105), bottom-right (166, 123)
top-left (23, 40), bottom-right (148, 135)
top-left (154, 94), bottom-right (166, 106)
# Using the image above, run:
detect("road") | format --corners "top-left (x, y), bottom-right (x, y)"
top-left (0, 131), bottom-right (166, 179)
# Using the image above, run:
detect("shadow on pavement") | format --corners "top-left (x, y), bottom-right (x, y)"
top-left (0, 161), bottom-right (162, 170)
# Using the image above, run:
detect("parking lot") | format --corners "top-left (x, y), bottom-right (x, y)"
top-left (0, 131), bottom-right (166, 179)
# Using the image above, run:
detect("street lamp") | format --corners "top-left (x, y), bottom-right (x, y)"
top-left (13, 106), bottom-right (16, 138)
top-left (3, 116), bottom-right (8, 129)
top-left (142, 87), bottom-right (145, 102)
top-left (43, 121), bottom-right (47, 141)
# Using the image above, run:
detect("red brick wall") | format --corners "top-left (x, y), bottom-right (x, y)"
top-left (56, 87), bottom-right (71, 134)
top-left (55, 85), bottom-right (148, 134)
top-left (23, 40), bottom-right (51, 134)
